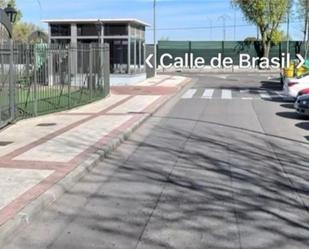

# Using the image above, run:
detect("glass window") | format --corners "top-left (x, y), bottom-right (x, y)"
top-left (51, 39), bottom-right (71, 45)
top-left (77, 39), bottom-right (99, 44)
top-left (104, 24), bottom-right (128, 36)
top-left (105, 39), bottom-right (128, 74)
top-left (50, 24), bottom-right (71, 36)
top-left (140, 29), bottom-right (145, 40)
top-left (77, 24), bottom-right (99, 36)
top-left (130, 26), bottom-right (136, 37)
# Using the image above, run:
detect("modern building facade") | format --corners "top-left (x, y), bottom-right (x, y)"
top-left (43, 19), bottom-right (148, 84)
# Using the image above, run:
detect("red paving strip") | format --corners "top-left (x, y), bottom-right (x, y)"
top-left (111, 86), bottom-right (178, 95)
top-left (69, 113), bottom-right (145, 165)
top-left (0, 95), bottom-right (134, 161)
top-left (0, 160), bottom-right (68, 171)
top-left (0, 112), bottom-right (147, 227)
top-left (0, 80), bottom-right (189, 228)
top-left (0, 170), bottom-right (66, 225)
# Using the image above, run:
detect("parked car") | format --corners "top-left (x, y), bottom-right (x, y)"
top-left (297, 88), bottom-right (309, 97)
top-left (283, 73), bottom-right (309, 98)
top-left (294, 94), bottom-right (309, 116)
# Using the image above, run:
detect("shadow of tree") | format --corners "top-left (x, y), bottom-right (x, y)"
top-left (6, 112), bottom-right (309, 249)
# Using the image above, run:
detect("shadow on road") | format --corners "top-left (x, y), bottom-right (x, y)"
top-left (296, 122), bottom-right (309, 131)
top-left (280, 104), bottom-right (295, 110)
top-left (7, 114), bottom-right (309, 249)
top-left (260, 80), bottom-right (283, 91)
top-left (276, 112), bottom-right (309, 120)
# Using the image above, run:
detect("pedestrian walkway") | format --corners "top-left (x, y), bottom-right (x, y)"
top-left (0, 74), bottom-right (190, 245)
top-left (181, 88), bottom-right (291, 101)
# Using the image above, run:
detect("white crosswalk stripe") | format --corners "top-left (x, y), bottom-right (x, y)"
top-left (181, 89), bottom-right (197, 99)
top-left (221, 89), bottom-right (232, 99)
top-left (258, 90), bottom-right (271, 99)
top-left (181, 88), bottom-right (286, 100)
top-left (202, 89), bottom-right (215, 98)
top-left (240, 89), bottom-right (249, 93)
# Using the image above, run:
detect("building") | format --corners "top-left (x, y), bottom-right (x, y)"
top-left (43, 18), bottom-right (149, 84)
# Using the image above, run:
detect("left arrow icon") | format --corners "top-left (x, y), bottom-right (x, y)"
top-left (146, 54), bottom-right (154, 69)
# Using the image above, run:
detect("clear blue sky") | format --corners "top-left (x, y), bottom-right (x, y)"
top-left (16, 0), bottom-right (303, 42)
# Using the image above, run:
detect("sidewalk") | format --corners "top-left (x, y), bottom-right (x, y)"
top-left (0, 75), bottom-right (190, 244)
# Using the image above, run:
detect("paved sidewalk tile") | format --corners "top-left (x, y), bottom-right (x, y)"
top-left (0, 168), bottom-right (53, 210)
top-left (0, 75), bottom-right (189, 238)
top-left (15, 115), bottom-right (133, 163)
top-left (66, 94), bottom-right (130, 114)
top-left (0, 115), bottom-right (87, 157)
top-left (108, 95), bottom-right (161, 114)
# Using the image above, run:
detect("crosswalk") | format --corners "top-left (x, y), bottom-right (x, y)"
top-left (181, 88), bottom-right (289, 101)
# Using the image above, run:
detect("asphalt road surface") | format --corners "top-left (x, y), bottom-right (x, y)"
top-left (4, 73), bottom-right (309, 249)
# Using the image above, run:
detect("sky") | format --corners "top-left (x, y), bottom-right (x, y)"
top-left (16, 0), bottom-right (304, 43)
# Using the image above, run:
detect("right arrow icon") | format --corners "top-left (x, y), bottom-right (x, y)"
top-left (145, 54), bottom-right (154, 69)
top-left (296, 54), bottom-right (305, 69)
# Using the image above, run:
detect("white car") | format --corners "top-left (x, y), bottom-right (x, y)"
top-left (283, 73), bottom-right (309, 98)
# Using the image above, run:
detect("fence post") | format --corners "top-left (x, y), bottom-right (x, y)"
top-left (9, 39), bottom-right (15, 121)
top-left (89, 44), bottom-right (93, 100)
top-left (68, 47), bottom-right (71, 108)
top-left (103, 43), bottom-right (110, 96)
top-left (33, 45), bottom-right (38, 116)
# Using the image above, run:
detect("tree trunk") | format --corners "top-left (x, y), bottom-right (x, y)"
top-left (263, 41), bottom-right (271, 58)
top-left (260, 31), bottom-right (271, 58)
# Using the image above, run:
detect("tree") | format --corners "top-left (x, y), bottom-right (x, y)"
top-left (232, 0), bottom-right (290, 58)
top-left (12, 22), bottom-right (36, 43)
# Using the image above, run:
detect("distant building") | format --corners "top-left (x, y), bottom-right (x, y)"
top-left (43, 19), bottom-right (149, 84)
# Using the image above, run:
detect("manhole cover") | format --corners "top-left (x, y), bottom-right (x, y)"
top-left (0, 141), bottom-right (13, 146)
top-left (37, 123), bottom-right (57, 127)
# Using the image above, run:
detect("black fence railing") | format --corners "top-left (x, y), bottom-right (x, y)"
top-left (0, 43), bottom-right (110, 128)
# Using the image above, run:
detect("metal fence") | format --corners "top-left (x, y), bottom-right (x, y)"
top-left (158, 40), bottom-right (305, 66)
top-left (0, 43), bottom-right (110, 128)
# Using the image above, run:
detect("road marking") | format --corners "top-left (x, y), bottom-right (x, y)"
top-left (181, 89), bottom-right (197, 99)
top-left (222, 89), bottom-right (232, 99)
top-left (241, 97), bottom-right (253, 100)
top-left (259, 90), bottom-right (271, 99)
top-left (275, 91), bottom-right (286, 98)
top-left (240, 89), bottom-right (249, 93)
top-left (202, 89), bottom-right (215, 98)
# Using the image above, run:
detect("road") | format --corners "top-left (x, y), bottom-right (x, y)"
top-left (4, 73), bottom-right (309, 249)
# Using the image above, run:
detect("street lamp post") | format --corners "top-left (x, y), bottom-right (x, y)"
top-left (2, 4), bottom-right (17, 121)
top-left (153, 0), bottom-right (157, 77)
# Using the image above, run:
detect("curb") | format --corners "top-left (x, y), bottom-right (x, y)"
top-left (0, 76), bottom-right (192, 246)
